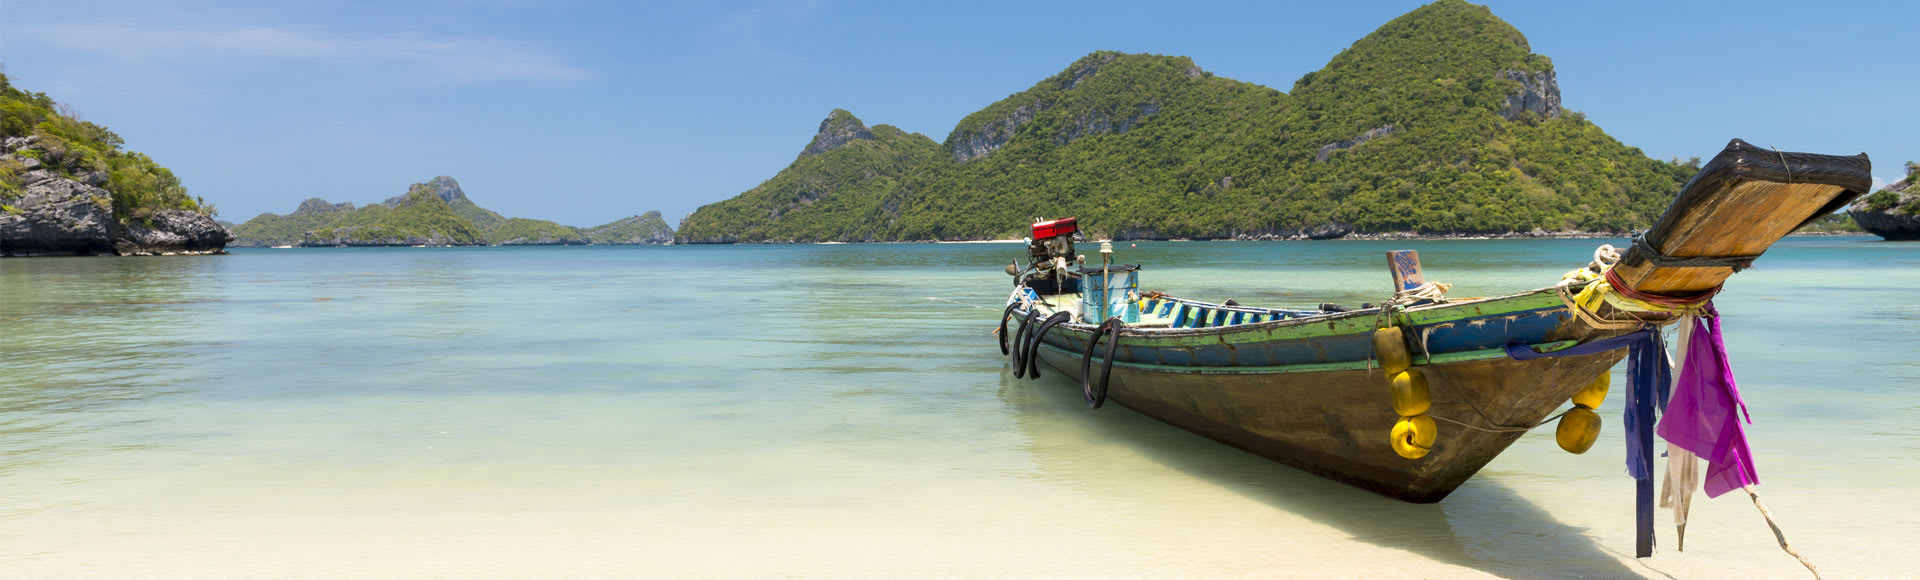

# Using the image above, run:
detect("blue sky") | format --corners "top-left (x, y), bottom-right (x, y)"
top-left (2, 0), bottom-right (1914, 226)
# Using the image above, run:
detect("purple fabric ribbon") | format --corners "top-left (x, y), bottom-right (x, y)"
top-left (1656, 305), bottom-right (1759, 497)
top-left (1507, 302), bottom-right (1760, 555)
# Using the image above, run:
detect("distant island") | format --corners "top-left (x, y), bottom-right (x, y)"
top-left (1, 73), bottom-right (231, 256)
top-left (229, 176), bottom-right (673, 247)
top-left (677, 0), bottom-right (1705, 243)
top-left (1, 69), bottom-right (674, 256)
top-left (1849, 162), bottom-right (1920, 240)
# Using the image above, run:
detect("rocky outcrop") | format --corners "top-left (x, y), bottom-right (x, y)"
top-left (948, 97), bottom-right (1159, 162)
top-left (1315, 125), bottom-right (1399, 162)
top-left (1, 136), bottom-right (231, 256)
top-left (802, 110), bottom-right (875, 156)
top-left (1498, 68), bottom-right (1561, 121)
top-left (0, 156), bottom-right (117, 255)
top-left (114, 209), bottom-right (238, 255)
top-left (381, 175), bottom-right (466, 207)
top-left (1061, 52), bottom-right (1119, 90)
top-left (948, 53), bottom-right (1182, 163)
top-left (947, 103), bottom-right (1039, 163)
top-left (1057, 104), bottom-right (1160, 145)
top-left (1848, 176), bottom-right (1920, 240)
top-left (1845, 209), bottom-right (1920, 240)
top-left (293, 197), bottom-right (354, 215)
top-left (948, 53), bottom-right (1143, 163)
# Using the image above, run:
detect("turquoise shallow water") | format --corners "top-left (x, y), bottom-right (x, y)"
top-left (1, 238), bottom-right (1916, 578)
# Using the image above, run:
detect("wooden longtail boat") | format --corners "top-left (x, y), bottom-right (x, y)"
top-left (998, 139), bottom-right (1871, 503)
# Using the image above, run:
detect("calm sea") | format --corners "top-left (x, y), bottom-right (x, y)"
top-left (1, 238), bottom-right (1915, 578)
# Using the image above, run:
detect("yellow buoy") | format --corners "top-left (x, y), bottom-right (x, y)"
top-left (1572, 373), bottom-right (1610, 410)
top-left (1388, 369), bottom-right (1432, 417)
top-left (1556, 406), bottom-right (1603, 454)
top-left (1373, 326), bottom-right (1411, 375)
top-left (1390, 414), bottom-right (1437, 459)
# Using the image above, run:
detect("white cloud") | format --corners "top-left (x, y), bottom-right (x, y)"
top-left (22, 22), bottom-right (590, 82)
top-left (705, 0), bottom-right (821, 56)
top-left (1873, 176), bottom-right (1888, 192)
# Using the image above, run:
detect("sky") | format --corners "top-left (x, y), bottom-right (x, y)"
top-left (2, 0), bottom-right (1915, 227)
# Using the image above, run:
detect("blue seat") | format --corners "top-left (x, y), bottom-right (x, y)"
top-left (1189, 308), bottom-right (1211, 328)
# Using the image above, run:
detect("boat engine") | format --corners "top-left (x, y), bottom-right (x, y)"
top-left (1010, 218), bottom-right (1082, 294)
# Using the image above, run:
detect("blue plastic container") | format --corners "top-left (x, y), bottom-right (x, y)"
top-left (1081, 267), bottom-right (1140, 324)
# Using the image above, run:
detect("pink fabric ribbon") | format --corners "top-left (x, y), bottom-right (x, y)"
top-left (1655, 305), bottom-right (1759, 497)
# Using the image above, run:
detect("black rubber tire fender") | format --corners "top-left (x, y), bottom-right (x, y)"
top-left (1011, 307), bottom-right (1040, 378)
top-left (1080, 318), bottom-right (1123, 409)
top-left (1022, 311), bottom-right (1074, 380)
top-left (998, 302), bottom-right (1021, 355)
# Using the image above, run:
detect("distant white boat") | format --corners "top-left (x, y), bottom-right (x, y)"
top-left (271, 245), bottom-right (294, 249)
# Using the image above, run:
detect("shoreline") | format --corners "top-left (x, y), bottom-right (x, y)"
top-left (694, 230), bottom-right (1868, 245)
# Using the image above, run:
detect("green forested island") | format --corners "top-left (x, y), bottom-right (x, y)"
top-left (677, 0), bottom-right (1704, 243)
top-left (231, 176), bottom-right (673, 246)
top-left (2, 72), bottom-right (232, 255)
top-left (0, 74), bottom-right (211, 220)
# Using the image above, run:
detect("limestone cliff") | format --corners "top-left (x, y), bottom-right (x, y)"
top-left (1, 136), bottom-right (231, 256)
top-left (1498, 68), bottom-right (1561, 121)
top-left (382, 175), bottom-right (467, 207)
top-left (1848, 164), bottom-right (1920, 240)
top-left (803, 110), bottom-right (876, 156)
top-left (943, 52), bottom-right (1168, 163)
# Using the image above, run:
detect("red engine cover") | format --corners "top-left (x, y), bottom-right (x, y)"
top-left (1031, 218), bottom-right (1078, 239)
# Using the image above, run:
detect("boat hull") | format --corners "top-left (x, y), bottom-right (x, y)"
top-left (1012, 288), bottom-right (1635, 502)
top-left (1031, 341), bottom-right (1623, 502)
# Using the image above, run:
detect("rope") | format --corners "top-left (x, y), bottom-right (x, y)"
top-left (1604, 267), bottom-right (1720, 308)
top-left (1593, 244), bottom-right (1622, 272)
top-left (1773, 144), bottom-right (1794, 184)
top-left (1370, 280), bottom-right (1454, 369)
top-left (1557, 282), bottom-right (1646, 330)
top-left (1396, 281), bottom-right (1452, 303)
top-left (1419, 326), bottom-right (1434, 365)
top-left (1430, 353), bottom-right (1569, 433)
top-left (1630, 236), bottom-right (1761, 272)
top-left (1554, 242), bottom-right (1720, 329)
top-left (1745, 484), bottom-right (1823, 579)
top-left (1429, 408), bottom-right (1570, 433)
top-left (1557, 244), bottom-right (1621, 287)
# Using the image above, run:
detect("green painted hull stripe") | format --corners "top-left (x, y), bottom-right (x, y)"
top-left (1038, 340), bottom-right (1578, 375)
